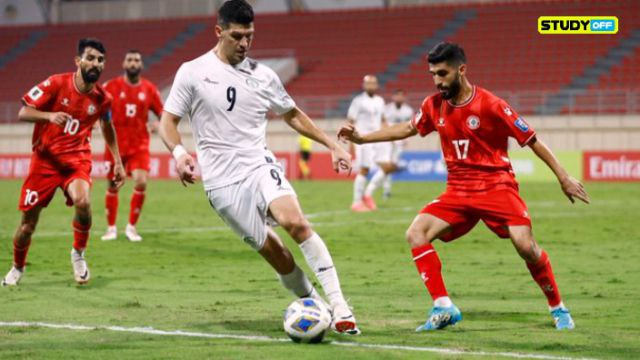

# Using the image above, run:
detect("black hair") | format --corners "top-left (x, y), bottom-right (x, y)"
top-left (427, 42), bottom-right (466, 65)
top-left (126, 49), bottom-right (142, 56)
top-left (78, 38), bottom-right (106, 56)
top-left (393, 89), bottom-right (406, 94)
top-left (218, 0), bottom-right (254, 28)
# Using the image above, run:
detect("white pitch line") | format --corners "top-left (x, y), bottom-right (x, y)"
top-left (0, 321), bottom-right (599, 360)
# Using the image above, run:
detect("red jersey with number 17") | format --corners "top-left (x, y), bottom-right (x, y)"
top-left (103, 76), bottom-right (163, 156)
top-left (21, 72), bottom-right (112, 165)
top-left (411, 86), bottom-right (536, 192)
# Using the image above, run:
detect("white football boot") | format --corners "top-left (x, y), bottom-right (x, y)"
top-left (100, 225), bottom-right (117, 241)
top-left (331, 302), bottom-right (361, 335)
top-left (125, 224), bottom-right (142, 242)
top-left (2, 266), bottom-right (24, 287)
top-left (71, 248), bottom-right (90, 284)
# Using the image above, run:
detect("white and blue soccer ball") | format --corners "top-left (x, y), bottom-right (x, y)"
top-left (283, 298), bottom-right (332, 343)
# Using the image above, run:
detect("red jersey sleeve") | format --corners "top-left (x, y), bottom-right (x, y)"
top-left (491, 98), bottom-right (536, 147)
top-left (411, 97), bottom-right (435, 137)
top-left (21, 76), bottom-right (60, 110)
top-left (149, 84), bottom-right (163, 116)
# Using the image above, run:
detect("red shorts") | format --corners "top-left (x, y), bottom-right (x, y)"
top-left (104, 149), bottom-right (149, 178)
top-left (18, 154), bottom-right (92, 211)
top-left (420, 185), bottom-right (532, 241)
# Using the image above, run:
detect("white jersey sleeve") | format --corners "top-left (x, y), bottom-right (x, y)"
top-left (347, 96), bottom-right (360, 120)
top-left (164, 64), bottom-right (193, 117)
top-left (264, 68), bottom-right (295, 115)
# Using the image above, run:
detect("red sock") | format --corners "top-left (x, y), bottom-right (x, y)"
top-left (129, 185), bottom-right (146, 226)
top-left (72, 219), bottom-right (91, 251)
top-left (412, 244), bottom-right (449, 300)
top-left (105, 189), bottom-right (118, 226)
top-left (526, 250), bottom-right (562, 307)
top-left (13, 238), bottom-right (32, 269)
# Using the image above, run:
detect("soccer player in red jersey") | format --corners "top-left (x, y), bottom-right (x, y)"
top-left (2, 38), bottom-right (125, 287)
top-left (338, 42), bottom-right (589, 331)
top-left (101, 50), bottom-right (163, 242)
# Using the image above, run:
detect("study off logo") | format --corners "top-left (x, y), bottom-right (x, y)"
top-left (538, 16), bottom-right (618, 34)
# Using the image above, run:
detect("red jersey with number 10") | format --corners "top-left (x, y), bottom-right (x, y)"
top-left (412, 86), bottom-right (536, 192)
top-left (103, 76), bottom-right (163, 156)
top-left (21, 72), bottom-right (112, 165)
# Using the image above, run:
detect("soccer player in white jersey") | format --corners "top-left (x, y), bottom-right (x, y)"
top-left (378, 89), bottom-right (414, 199)
top-left (347, 75), bottom-right (393, 212)
top-left (159, 0), bottom-right (359, 335)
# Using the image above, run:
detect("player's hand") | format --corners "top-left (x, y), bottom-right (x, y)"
top-left (337, 123), bottom-right (364, 144)
top-left (111, 162), bottom-right (126, 190)
top-left (48, 112), bottom-right (72, 127)
top-left (560, 176), bottom-right (590, 204)
top-left (330, 145), bottom-right (352, 175)
top-left (176, 154), bottom-right (197, 186)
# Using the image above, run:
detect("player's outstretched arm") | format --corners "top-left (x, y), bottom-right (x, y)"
top-left (18, 105), bottom-right (70, 126)
top-left (529, 137), bottom-right (590, 204)
top-left (100, 116), bottom-right (126, 190)
top-left (159, 110), bottom-right (196, 186)
top-left (337, 120), bottom-right (417, 145)
top-left (282, 107), bottom-right (351, 174)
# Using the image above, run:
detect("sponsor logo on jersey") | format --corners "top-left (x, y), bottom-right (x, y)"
top-left (61, 98), bottom-right (69, 106)
top-left (437, 117), bottom-right (445, 127)
top-left (503, 106), bottom-right (512, 116)
top-left (466, 115), bottom-right (480, 130)
top-left (514, 116), bottom-right (529, 132)
top-left (203, 77), bottom-right (218, 85)
top-left (120, 91), bottom-right (126, 99)
top-left (28, 86), bottom-right (43, 101)
top-left (138, 92), bottom-right (146, 101)
top-left (43, 80), bottom-right (51, 87)
top-left (538, 16), bottom-right (618, 34)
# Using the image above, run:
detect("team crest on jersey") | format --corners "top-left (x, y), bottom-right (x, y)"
top-left (87, 104), bottom-right (96, 115)
top-left (503, 106), bottom-right (513, 116)
top-left (120, 91), bottom-right (126, 99)
top-left (466, 115), bottom-right (480, 130)
top-left (61, 98), bottom-right (69, 106)
top-left (138, 92), bottom-right (146, 101)
top-left (514, 116), bottom-right (529, 132)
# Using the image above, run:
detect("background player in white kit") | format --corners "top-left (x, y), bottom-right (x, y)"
top-left (159, 0), bottom-right (359, 335)
top-left (379, 89), bottom-right (414, 199)
top-left (348, 75), bottom-right (394, 212)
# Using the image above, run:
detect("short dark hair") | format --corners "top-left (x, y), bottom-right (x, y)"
top-left (78, 38), bottom-right (106, 56)
top-left (393, 89), bottom-right (406, 94)
top-left (126, 49), bottom-right (142, 56)
top-left (218, 0), bottom-right (254, 28)
top-left (427, 42), bottom-right (466, 66)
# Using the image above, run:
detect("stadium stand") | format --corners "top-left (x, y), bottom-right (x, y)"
top-left (0, 0), bottom-right (638, 121)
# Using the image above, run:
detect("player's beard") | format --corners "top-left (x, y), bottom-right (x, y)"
top-left (439, 72), bottom-right (462, 100)
top-left (126, 67), bottom-right (141, 79)
top-left (81, 67), bottom-right (101, 84)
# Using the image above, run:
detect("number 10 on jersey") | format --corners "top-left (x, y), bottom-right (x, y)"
top-left (452, 139), bottom-right (469, 160)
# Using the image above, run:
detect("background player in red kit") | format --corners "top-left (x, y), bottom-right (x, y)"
top-left (2, 38), bottom-right (126, 286)
top-left (338, 42), bottom-right (589, 331)
top-left (101, 50), bottom-right (163, 242)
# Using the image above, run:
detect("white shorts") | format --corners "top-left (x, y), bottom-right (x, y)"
top-left (355, 143), bottom-right (391, 169)
top-left (389, 140), bottom-right (404, 164)
top-left (206, 164), bottom-right (296, 251)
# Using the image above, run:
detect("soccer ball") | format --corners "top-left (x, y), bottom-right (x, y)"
top-left (283, 298), bottom-right (332, 343)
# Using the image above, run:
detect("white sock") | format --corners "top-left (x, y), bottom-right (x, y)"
top-left (353, 174), bottom-right (367, 203)
top-left (277, 265), bottom-right (315, 298)
top-left (383, 174), bottom-right (392, 194)
top-left (549, 302), bottom-right (566, 312)
top-left (434, 296), bottom-right (453, 308)
top-left (364, 170), bottom-right (385, 197)
top-left (299, 232), bottom-right (346, 307)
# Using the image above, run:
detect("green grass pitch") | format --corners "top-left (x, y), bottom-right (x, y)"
top-left (0, 179), bottom-right (638, 359)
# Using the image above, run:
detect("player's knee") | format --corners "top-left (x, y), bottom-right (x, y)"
top-left (74, 197), bottom-right (91, 212)
top-left (514, 238), bottom-right (540, 263)
top-left (19, 222), bottom-right (37, 237)
top-left (281, 216), bottom-right (311, 240)
top-left (405, 227), bottom-right (429, 248)
top-left (134, 182), bottom-right (146, 192)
